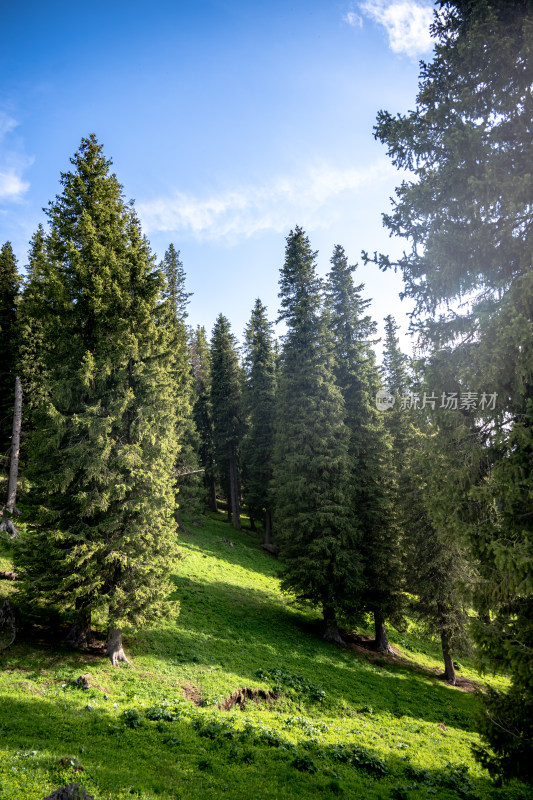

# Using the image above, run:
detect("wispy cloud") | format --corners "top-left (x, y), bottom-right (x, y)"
top-left (343, 9), bottom-right (363, 28)
top-left (360, 0), bottom-right (434, 58)
top-left (137, 161), bottom-right (399, 242)
top-left (0, 112), bottom-right (32, 202)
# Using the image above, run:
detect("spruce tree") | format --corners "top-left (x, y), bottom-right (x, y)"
top-left (325, 246), bottom-right (402, 650)
top-left (241, 299), bottom-right (276, 543)
top-left (272, 228), bottom-right (360, 643)
top-left (374, 0), bottom-right (533, 775)
top-left (161, 245), bottom-right (202, 522)
top-left (161, 244), bottom-right (192, 321)
top-left (0, 242), bottom-right (19, 476)
top-left (190, 325), bottom-right (217, 512)
top-left (210, 314), bottom-right (244, 529)
top-left (380, 326), bottom-right (472, 682)
top-left (381, 316), bottom-right (408, 398)
top-left (14, 135), bottom-right (179, 664)
top-left (17, 227), bottom-right (50, 420)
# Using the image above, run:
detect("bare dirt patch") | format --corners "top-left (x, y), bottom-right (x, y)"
top-left (218, 687), bottom-right (280, 711)
top-left (182, 682), bottom-right (203, 706)
top-left (436, 672), bottom-right (483, 693)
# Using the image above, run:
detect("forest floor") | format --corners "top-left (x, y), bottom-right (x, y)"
top-left (0, 510), bottom-right (531, 800)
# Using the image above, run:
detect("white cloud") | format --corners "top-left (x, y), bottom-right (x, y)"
top-left (360, 0), bottom-right (434, 58)
top-left (0, 113), bottom-right (18, 139)
top-left (343, 10), bottom-right (363, 28)
top-left (137, 160), bottom-right (401, 242)
top-left (0, 170), bottom-right (30, 201)
top-left (0, 112), bottom-right (31, 202)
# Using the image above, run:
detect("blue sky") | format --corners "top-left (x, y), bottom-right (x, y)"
top-left (0, 0), bottom-right (436, 352)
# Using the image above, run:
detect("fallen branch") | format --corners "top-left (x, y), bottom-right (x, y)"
top-left (176, 468), bottom-right (205, 477)
top-left (0, 571), bottom-right (17, 581)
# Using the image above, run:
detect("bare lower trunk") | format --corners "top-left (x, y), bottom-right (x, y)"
top-left (323, 604), bottom-right (345, 645)
top-left (374, 610), bottom-right (393, 653)
top-left (107, 627), bottom-right (131, 666)
top-left (264, 509), bottom-right (272, 546)
top-left (229, 453), bottom-right (241, 530)
top-left (0, 518), bottom-right (19, 538)
top-left (249, 515), bottom-right (257, 532)
top-left (208, 475), bottom-right (218, 512)
top-left (64, 608), bottom-right (93, 649)
top-left (6, 377), bottom-right (22, 513)
top-left (0, 599), bottom-right (17, 650)
top-left (176, 510), bottom-right (188, 533)
top-left (441, 630), bottom-right (456, 685)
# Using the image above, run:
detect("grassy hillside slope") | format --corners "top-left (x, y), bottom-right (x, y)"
top-left (0, 512), bottom-right (530, 800)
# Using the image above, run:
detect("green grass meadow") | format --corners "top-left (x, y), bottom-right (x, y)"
top-left (0, 512), bottom-right (531, 800)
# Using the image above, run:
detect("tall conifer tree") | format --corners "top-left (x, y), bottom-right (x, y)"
top-left (381, 322), bottom-right (471, 682)
top-left (242, 299), bottom-right (276, 542)
top-left (374, 0), bottom-right (533, 776)
top-left (0, 242), bottom-right (19, 475)
top-left (17, 227), bottom-right (50, 421)
top-left (14, 135), bottom-right (179, 664)
top-left (272, 228), bottom-right (360, 642)
top-left (325, 246), bottom-right (402, 650)
top-left (161, 245), bottom-right (202, 522)
top-left (190, 325), bottom-right (217, 512)
top-left (210, 314), bottom-right (244, 529)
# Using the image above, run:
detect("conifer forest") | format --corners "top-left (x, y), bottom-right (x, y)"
top-left (0, 3), bottom-right (532, 799)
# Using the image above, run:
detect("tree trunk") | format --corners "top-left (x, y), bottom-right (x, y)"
top-left (64, 607), bottom-right (93, 649)
top-left (0, 599), bottom-right (17, 650)
top-left (249, 515), bottom-right (257, 532)
top-left (6, 376), bottom-right (22, 513)
top-left (107, 627), bottom-right (131, 666)
top-left (0, 518), bottom-right (19, 538)
top-left (208, 474), bottom-right (218, 512)
top-left (322, 604), bottom-right (345, 645)
top-left (441, 629), bottom-right (456, 685)
top-left (264, 509), bottom-right (272, 546)
top-left (229, 452), bottom-right (241, 530)
top-left (374, 610), bottom-right (393, 653)
top-left (176, 510), bottom-right (188, 533)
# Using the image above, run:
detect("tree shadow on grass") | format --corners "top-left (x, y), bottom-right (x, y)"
top-left (132, 577), bottom-right (483, 732)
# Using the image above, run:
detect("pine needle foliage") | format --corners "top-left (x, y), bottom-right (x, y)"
top-left (14, 135), bottom-right (179, 634)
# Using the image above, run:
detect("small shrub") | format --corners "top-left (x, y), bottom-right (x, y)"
top-left (197, 721), bottom-right (234, 740)
top-left (122, 709), bottom-right (143, 729)
top-left (146, 706), bottom-right (175, 722)
top-left (255, 668), bottom-right (326, 702)
top-left (291, 753), bottom-right (317, 773)
top-left (325, 743), bottom-right (387, 776)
